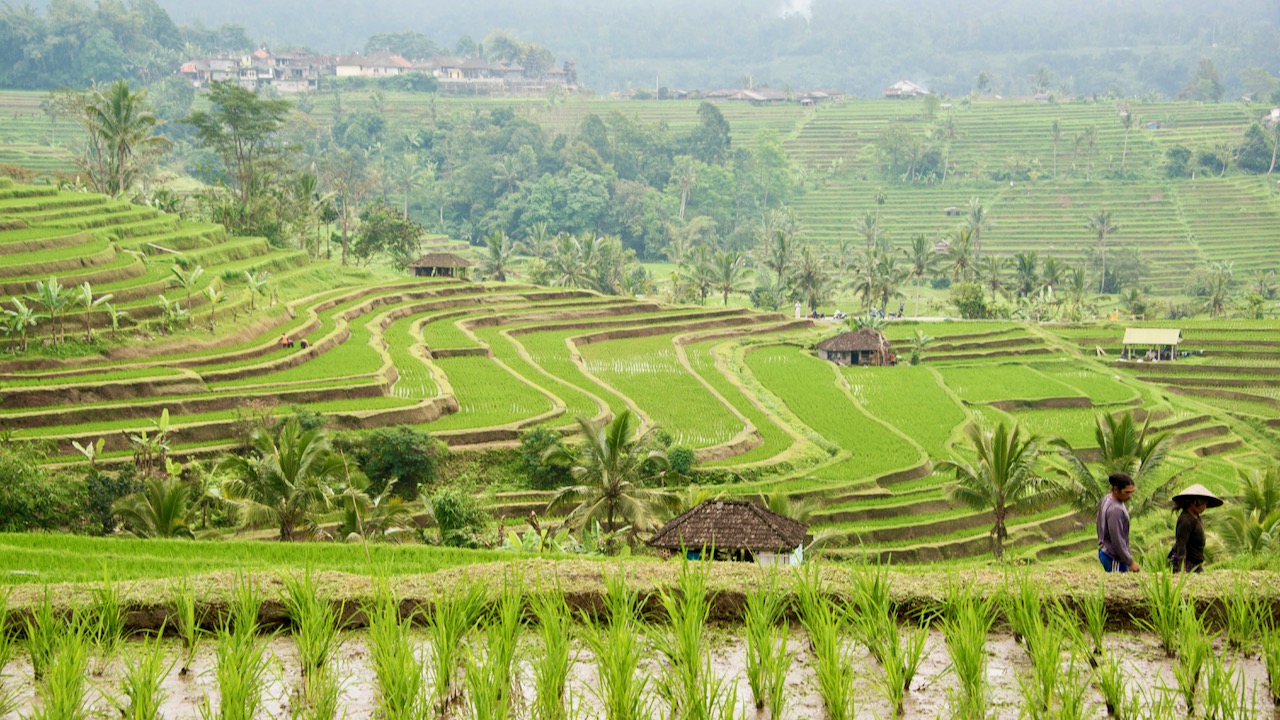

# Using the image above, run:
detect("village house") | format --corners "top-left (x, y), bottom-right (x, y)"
top-left (883, 80), bottom-right (929, 98)
top-left (335, 53), bottom-right (414, 77)
top-left (180, 49), bottom-right (332, 93)
top-left (648, 499), bottom-right (810, 565)
top-left (816, 328), bottom-right (893, 366)
top-left (407, 252), bottom-right (472, 279)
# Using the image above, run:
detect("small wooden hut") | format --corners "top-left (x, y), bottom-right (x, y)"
top-left (1122, 327), bottom-right (1181, 361)
top-left (407, 252), bottom-right (471, 279)
top-left (816, 328), bottom-right (892, 366)
top-left (647, 499), bottom-right (810, 565)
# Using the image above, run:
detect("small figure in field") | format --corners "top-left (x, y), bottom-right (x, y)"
top-left (1170, 484), bottom-right (1222, 573)
top-left (281, 334), bottom-right (294, 349)
top-left (299, 338), bottom-right (309, 350)
top-left (1098, 472), bottom-right (1140, 573)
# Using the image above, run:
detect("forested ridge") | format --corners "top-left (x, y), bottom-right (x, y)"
top-left (6, 0), bottom-right (1280, 97)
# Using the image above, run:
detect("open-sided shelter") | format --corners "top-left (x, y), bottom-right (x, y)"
top-left (1122, 327), bottom-right (1181, 360)
top-left (408, 253), bottom-right (471, 279)
top-left (648, 499), bottom-right (810, 565)
top-left (816, 328), bottom-right (892, 366)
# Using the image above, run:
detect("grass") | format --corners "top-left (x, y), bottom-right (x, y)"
top-left (0, 533), bottom-right (519, 584)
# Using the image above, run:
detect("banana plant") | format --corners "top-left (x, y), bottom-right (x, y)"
top-left (71, 437), bottom-right (105, 470)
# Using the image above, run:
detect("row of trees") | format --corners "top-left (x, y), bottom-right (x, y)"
top-left (942, 411), bottom-right (1280, 563)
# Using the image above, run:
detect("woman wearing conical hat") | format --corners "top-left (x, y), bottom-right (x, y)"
top-left (1170, 484), bottom-right (1223, 573)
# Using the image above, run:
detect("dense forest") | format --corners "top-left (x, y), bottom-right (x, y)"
top-left (12, 0), bottom-right (1280, 97)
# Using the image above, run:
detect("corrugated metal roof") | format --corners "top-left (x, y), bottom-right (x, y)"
top-left (1123, 328), bottom-right (1181, 345)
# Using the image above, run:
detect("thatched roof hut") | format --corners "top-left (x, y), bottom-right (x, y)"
top-left (816, 328), bottom-right (892, 366)
top-left (407, 252), bottom-right (471, 279)
top-left (648, 499), bottom-right (809, 565)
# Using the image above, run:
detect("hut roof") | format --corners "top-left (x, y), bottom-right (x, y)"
top-left (1122, 328), bottom-right (1181, 346)
top-left (408, 252), bottom-right (472, 269)
top-left (648, 500), bottom-right (808, 552)
top-left (815, 328), bottom-right (888, 353)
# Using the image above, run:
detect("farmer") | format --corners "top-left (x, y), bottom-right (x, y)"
top-left (1098, 472), bottom-right (1140, 573)
top-left (1170, 484), bottom-right (1222, 573)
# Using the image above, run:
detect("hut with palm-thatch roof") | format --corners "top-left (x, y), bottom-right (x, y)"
top-left (647, 499), bottom-right (810, 565)
top-left (816, 328), bottom-right (893, 366)
top-left (407, 252), bottom-right (471, 279)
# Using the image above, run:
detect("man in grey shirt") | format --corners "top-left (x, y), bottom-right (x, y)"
top-left (1097, 472), bottom-right (1141, 573)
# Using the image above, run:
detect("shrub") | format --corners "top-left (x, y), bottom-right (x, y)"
top-left (359, 426), bottom-right (444, 500)
top-left (518, 427), bottom-right (572, 490)
top-left (84, 465), bottom-right (142, 536)
top-left (0, 448), bottom-right (86, 532)
top-left (949, 282), bottom-right (990, 319)
top-left (668, 445), bottom-right (695, 475)
top-left (430, 485), bottom-right (489, 547)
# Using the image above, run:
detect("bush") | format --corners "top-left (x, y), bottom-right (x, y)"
top-left (358, 426), bottom-right (444, 500)
top-left (430, 486), bottom-right (489, 548)
top-left (0, 448), bottom-right (86, 533)
top-left (949, 282), bottom-right (990, 319)
top-left (668, 445), bottom-right (695, 475)
top-left (84, 465), bottom-right (142, 536)
top-left (518, 428), bottom-right (572, 490)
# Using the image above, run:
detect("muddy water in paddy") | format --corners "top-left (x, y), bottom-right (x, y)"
top-left (1, 628), bottom-right (1276, 719)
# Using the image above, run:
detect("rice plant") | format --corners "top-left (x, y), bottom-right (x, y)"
top-left (1136, 682), bottom-right (1179, 720)
top-left (24, 587), bottom-right (61, 681)
top-left (743, 573), bottom-right (791, 718)
top-left (1172, 603), bottom-right (1213, 716)
top-left (170, 577), bottom-right (205, 677)
top-left (290, 666), bottom-right (343, 720)
top-left (116, 630), bottom-right (175, 720)
top-left (582, 570), bottom-right (652, 720)
top-left (1017, 613), bottom-right (1066, 720)
top-left (940, 582), bottom-right (995, 720)
top-left (89, 570), bottom-right (128, 675)
top-left (1095, 653), bottom-right (1130, 719)
top-left (425, 575), bottom-right (487, 715)
top-left (1001, 571), bottom-right (1046, 651)
top-left (1265, 626), bottom-right (1280, 707)
top-left (365, 587), bottom-right (427, 720)
top-left (651, 557), bottom-right (733, 720)
top-left (27, 619), bottom-right (91, 720)
top-left (1077, 583), bottom-right (1108, 662)
top-left (228, 573), bottom-right (262, 636)
top-left (466, 574), bottom-right (526, 719)
top-left (1202, 654), bottom-right (1249, 720)
top-left (0, 587), bottom-right (14, 720)
top-left (1136, 571), bottom-right (1185, 659)
top-left (281, 567), bottom-right (344, 679)
top-left (1054, 654), bottom-right (1094, 720)
top-left (201, 618), bottom-right (271, 720)
top-left (531, 590), bottom-right (574, 720)
top-left (1222, 574), bottom-right (1264, 657)
top-left (876, 617), bottom-right (929, 720)
top-left (793, 564), bottom-right (855, 720)
top-left (849, 563), bottom-right (894, 663)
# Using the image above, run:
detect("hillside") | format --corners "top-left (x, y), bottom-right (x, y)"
top-left (1, 175), bottom-right (1277, 566)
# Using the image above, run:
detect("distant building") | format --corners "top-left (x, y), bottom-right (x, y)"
top-left (816, 328), bottom-right (893, 366)
top-left (408, 253), bottom-right (472, 279)
top-left (335, 53), bottom-right (413, 77)
top-left (883, 80), bottom-right (928, 98)
top-left (648, 499), bottom-right (810, 565)
top-left (179, 49), bottom-right (333, 93)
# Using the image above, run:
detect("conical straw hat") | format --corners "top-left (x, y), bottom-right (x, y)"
top-left (1172, 483), bottom-right (1224, 508)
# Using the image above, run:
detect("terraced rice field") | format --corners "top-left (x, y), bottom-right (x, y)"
top-left (1, 178), bottom-right (1277, 564)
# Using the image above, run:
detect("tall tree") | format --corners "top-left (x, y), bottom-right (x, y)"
top-left (1050, 119), bottom-right (1062, 178)
top-left (965, 198), bottom-right (991, 256)
top-left (939, 422), bottom-right (1055, 560)
top-left (1118, 106), bottom-right (1135, 173)
top-left (903, 235), bottom-right (939, 317)
top-left (543, 410), bottom-right (677, 538)
top-left (1086, 210), bottom-right (1120, 294)
top-left (183, 81), bottom-right (291, 233)
top-left (78, 80), bottom-right (169, 196)
top-left (1052, 411), bottom-right (1175, 516)
top-left (793, 244), bottom-right (834, 314)
top-left (712, 249), bottom-right (752, 306)
top-left (479, 231), bottom-right (517, 282)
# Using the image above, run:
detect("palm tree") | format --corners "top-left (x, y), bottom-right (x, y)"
top-left (31, 276), bottom-right (70, 347)
top-left (1050, 119), bottom-right (1062, 178)
top-left (712, 249), bottom-right (752, 305)
top-left (79, 80), bottom-right (169, 196)
top-left (544, 410), bottom-right (677, 539)
top-left (1012, 251), bottom-right (1039, 298)
top-left (75, 282), bottom-right (112, 342)
top-left (479, 231), bottom-right (517, 282)
top-left (522, 222), bottom-right (555, 261)
top-left (902, 235), bottom-right (939, 317)
top-left (218, 417), bottom-right (343, 541)
top-left (671, 157), bottom-right (698, 220)
top-left (965, 198), bottom-right (991, 256)
top-left (1118, 106), bottom-right (1135, 173)
top-left (977, 255), bottom-right (1009, 301)
top-left (1041, 256), bottom-right (1064, 296)
top-left (1202, 262), bottom-right (1234, 318)
top-left (677, 244), bottom-right (717, 305)
top-left (111, 476), bottom-right (196, 539)
top-left (3, 298), bottom-right (42, 352)
top-left (1086, 210), bottom-right (1120, 294)
top-left (945, 227), bottom-right (976, 283)
top-left (792, 244), bottom-right (834, 314)
top-left (1217, 466), bottom-right (1280, 557)
top-left (856, 211), bottom-right (885, 252)
top-left (938, 422), bottom-right (1056, 560)
top-left (1052, 411), bottom-right (1175, 516)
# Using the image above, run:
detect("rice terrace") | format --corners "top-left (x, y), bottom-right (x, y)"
top-left (2, 17), bottom-right (1280, 717)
